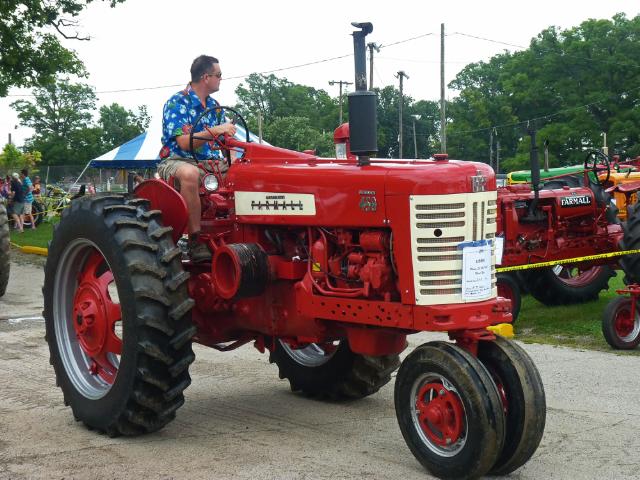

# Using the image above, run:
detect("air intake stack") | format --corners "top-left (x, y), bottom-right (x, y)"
top-left (348, 22), bottom-right (377, 166)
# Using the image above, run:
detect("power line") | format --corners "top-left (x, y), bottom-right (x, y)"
top-left (447, 83), bottom-right (640, 137)
top-left (5, 31), bottom-right (436, 98)
top-left (451, 31), bottom-right (640, 71)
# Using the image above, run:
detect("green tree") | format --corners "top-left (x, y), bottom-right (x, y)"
top-left (0, 1), bottom-right (125, 96)
top-left (263, 116), bottom-right (333, 156)
top-left (0, 143), bottom-right (41, 173)
top-left (99, 103), bottom-right (150, 150)
top-left (235, 74), bottom-right (340, 135)
top-left (447, 13), bottom-right (640, 170)
top-left (11, 78), bottom-right (98, 165)
top-left (11, 78), bottom-right (148, 165)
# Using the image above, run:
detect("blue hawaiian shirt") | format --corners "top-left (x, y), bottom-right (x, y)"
top-left (160, 84), bottom-right (225, 161)
top-left (22, 176), bottom-right (33, 203)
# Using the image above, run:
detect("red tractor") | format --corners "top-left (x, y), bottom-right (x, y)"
top-left (495, 139), bottom-right (623, 319)
top-left (43, 23), bottom-right (545, 479)
top-left (337, 125), bottom-right (634, 321)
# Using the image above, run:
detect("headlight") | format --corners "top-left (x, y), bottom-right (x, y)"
top-left (203, 174), bottom-right (219, 192)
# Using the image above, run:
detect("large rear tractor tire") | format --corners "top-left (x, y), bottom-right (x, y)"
top-left (521, 264), bottom-right (614, 306)
top-left (477, 336), bottom-right (546, 475)
top-left (620, 202), bottom-right (640, 285)
top-left (394, 341), bottom-right (506, 479)
top-left (0, 203), bottom-right (9, 297)
top-left (270, 339), bottom-right (400, 399)
top-left (44, 195), bottom-right (196, 436)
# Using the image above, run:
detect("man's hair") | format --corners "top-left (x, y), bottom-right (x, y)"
top-left (20, 168), bottom-right (28, 176)
top-left (191, 55), bottom-right (219, 82)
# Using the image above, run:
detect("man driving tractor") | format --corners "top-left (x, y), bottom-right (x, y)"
top-left (158, 55), bottom-right (237, 262)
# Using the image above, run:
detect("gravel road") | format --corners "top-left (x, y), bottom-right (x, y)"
top-left (1, 260), bottom-right (639, 479)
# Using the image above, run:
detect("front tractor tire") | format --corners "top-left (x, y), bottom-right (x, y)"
top-left (477, 336), bottom-right (546, 475)
top-left (44, 195), bottom-right (196, 436)
top-left (394, 342), bottom-right (506, 480)
top-left (270, 339), bottom-right (400, 399)
top-left (601, 297), bottom-right (640, 350)
top-left (0, 203), bottom-right (9, 297)
top-left (496, 273), bottom-right (521, 322)
top-left (521, 264), bottom-right (614, 306)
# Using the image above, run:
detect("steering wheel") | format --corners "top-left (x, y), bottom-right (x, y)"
top-left (189, 106), bottom-right (250, 165)
top-left (584, 150), bottom-right (611, 186)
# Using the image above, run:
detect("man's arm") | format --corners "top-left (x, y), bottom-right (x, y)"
top-left (175, 123), bottom-right (237, 152)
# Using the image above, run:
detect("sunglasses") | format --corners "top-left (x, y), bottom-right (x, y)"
top-left (206, 72), bottom-right (222, 79)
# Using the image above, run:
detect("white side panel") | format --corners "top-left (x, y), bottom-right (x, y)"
top-left (235, 191), bottom-right (316, 216)
top-left (409, 191), bottom-right (498, 305)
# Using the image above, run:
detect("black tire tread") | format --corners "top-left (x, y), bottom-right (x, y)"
top-left (601, 296), bottom-right (640, 350)
top-left (478, 337), bottom-right (546, 475)
top-left (620, 202), bottom-right (640, 285)
top-left (522, 265), bottom-right (614, 306)
top-left (44, 194), bottom-right (196, 436)
top-left (270, 341), bottom-right (400, 400)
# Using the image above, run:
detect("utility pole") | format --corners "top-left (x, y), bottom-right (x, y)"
top-left (329, 80), bottom-right (353, 125)
top-left (396, 70), bottom-right (409, 158)
top-left (412, 115), bottom-right (421, 158)
top-left (496, 140), bottom-right (501, 174)
top-left (440, 23), bottom-right (447, 153)
top-left (257, 111), bottom-right (263, 144)
top-left (489, 129), bottom-right (494, 169)
top-left (367, 42), bottom-right (380, 90)
top-left (8, 133), bottom-right (12, 145)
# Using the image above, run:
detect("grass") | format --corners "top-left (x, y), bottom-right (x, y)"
top-left (9, 216), bottom-right (59, 249)
top-left (515, 273), bottom-right (640, 354)
top-left (6, 216), bottom-right (635, 353)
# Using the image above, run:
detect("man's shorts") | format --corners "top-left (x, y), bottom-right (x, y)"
top-left (12, 202), bottom-right (24, 215)
top-left (23, 201), bottom-right (32, 215)
top-left (157, 156), bottom-right (228, 182)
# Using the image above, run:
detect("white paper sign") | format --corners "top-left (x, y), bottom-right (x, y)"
top-left (495, 236), bottom-right (504, 265)
top-left (462, 243), bottom-right (492, 301)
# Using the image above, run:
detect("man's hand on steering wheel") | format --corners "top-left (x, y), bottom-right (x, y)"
top-left (204, 122), bottom-right (237, 148)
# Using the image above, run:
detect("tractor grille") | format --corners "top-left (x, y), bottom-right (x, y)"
top-left (409, 192), bottom-right (498, 305)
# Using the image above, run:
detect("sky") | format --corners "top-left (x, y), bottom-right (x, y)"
top-left (1, 0), bottom-right (639, 150)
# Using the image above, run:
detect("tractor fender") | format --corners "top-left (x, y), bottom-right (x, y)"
top-left (134, 179), bottom-right (187, 243)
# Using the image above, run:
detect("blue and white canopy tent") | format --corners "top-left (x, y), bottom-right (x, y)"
top-left (89, 121), bottom-right (265, 169)
top-left (69, 117), bottom-right (265, 189)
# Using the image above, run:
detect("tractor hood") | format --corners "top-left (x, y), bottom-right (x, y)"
top-left (227, 156), bottom-right (496, 227)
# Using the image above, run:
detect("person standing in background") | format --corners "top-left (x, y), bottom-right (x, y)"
top-left (20, 168), bottom-right (35, 229)
top-left (9, 173), bottom-right (24, 233)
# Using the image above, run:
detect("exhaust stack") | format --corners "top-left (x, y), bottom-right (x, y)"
top-left (348, 22), bottom-right (377, 166)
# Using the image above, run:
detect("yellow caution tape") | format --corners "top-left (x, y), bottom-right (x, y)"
top-left (496, 248), bottom-right (640, 273)
top-left (487, 323), bottom-right (515, 338)
top-left (10, 241), bottom-right (48, 256)
top-left (20, 245), bottom-right (48, 256)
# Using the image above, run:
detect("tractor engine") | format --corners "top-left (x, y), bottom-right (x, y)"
top-left (310, 229), bottom-right (396, 301)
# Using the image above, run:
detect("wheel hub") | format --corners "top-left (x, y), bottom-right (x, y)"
top-left (416, 382), bottom-right (464, 447)
top-left (70, 250), bottom-right (122, 385)
top-left (614, 309), bottom-right (635, 337)
top-left (73, 284), bottom-right (108, 357)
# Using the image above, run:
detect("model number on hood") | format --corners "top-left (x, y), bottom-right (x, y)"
top-left (561, 195), bottom-right (591, 207)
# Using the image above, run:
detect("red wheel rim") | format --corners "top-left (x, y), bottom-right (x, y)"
top-left (613, 305), bottom-right (635, 338)
top-left (553, 265), bottom-right (603, 287)
top-left (415, 382), bottom-right (465, 447)
top-left (72, 250), bottom-right (122, 384)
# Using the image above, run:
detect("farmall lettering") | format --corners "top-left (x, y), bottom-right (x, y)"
top-left (251, 195), bottom-right (304, 211)
top-left (560, 195), bottom-right (592, 207)
top-left (359, 190), bottom-right (377, 212)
